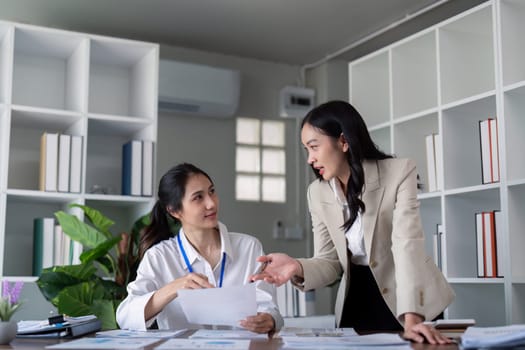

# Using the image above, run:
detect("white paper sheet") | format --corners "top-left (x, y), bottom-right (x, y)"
top-left (45, 337), bottom-right (161, 349)
top-left (177, 283), bottom-right (257, 327)
top-left (281, 333), bottom-right (409, 349)
top-left (155, 338), bottom-right (251, 349)
top-left (96, 329), bottom-right (186, 338)
top-left (189, 329), bottom-right (267, 339)
top-left (461, 325), bottom-right (525, 348)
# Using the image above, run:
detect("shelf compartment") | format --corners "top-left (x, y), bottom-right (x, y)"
top-left (419, 196), bottom-right (442, 268)
top-left (442, 95), bottom-right (497, 190)
top-left (85, 118), bottom-right (155, 197)
top-left (446, 283), bottom-right (505, 326)
top-left (0, 108), bottom-right (7, 190)
top-left (88, 38), bottom-right (158, 119)
top-left (439, 4), bottom-right (495, 105)
top-left (392, 30), bottom-right (437, 119)
top-left (8, 108), bottom-right (85, 191)
top-left (444, 188), bottom-right (500, 279)
top-left (500, 0), bottom-right (525, 87)
top-left (511, 284), bottom-right (525, 324)
top-left (84, 199), bottom-right (152, 237)
top-left (349, 51), bottom-right (389, 127)
top-left (503, 85), bottom-right (525, 181)
top-left (508, 184), bottom-right (525, 282)
top-left (369, 126), bottom-right (391, 155)
top-left (3, 196), bottom-right (78, 277)
top-left (12, 26), bottom-right (88, 112)
top-left (393, 112), bottom-right (438, 194)
top-left (0, 22), bottom-right (13, 104)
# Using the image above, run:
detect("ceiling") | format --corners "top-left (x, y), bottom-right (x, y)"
top-left (0, 0), bottom-right (484, 66)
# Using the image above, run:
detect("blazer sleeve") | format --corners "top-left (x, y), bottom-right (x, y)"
top-left (390, 159), bottom-right (454, 320)
top-left (297, 183), bottom-right (343, 291)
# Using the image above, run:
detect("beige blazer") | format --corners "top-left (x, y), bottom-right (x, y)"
top-left (297, 158), bottom-right (454, 327)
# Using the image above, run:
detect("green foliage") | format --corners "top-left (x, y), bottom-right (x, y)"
top-left (36, 204), bottom-right (145, 330)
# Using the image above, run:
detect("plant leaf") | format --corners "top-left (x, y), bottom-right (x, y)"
top-left (56, 282), bottom-right (117, 329)
top-left (36, 265), bottom-right (97, 303)
top-left (55, 211), bottom-right (107, 248)
top-left (91, 299), bottom-right (118, 330)
top-left (80, 235), bottom-right (122, 265)
top-left (71, 204), bottom-right (114, 238)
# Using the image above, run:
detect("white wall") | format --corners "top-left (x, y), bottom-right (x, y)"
top-left (158, 44), bottom-right (310, 259)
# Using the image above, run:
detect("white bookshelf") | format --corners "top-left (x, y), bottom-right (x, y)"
top-left (0, 21), bottom-right (158, 313)
top-left (349, 0), bottom-right (525, 326)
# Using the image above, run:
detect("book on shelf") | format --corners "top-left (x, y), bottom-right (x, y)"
top-left (142, 140), bottom-right (154, 197)
top-left (69, 135), bottom-right (83, 193)
top-left (433, 223), bottom-right (444, 270)
top-left (122, 140), bottom-right (142, 196)
top-left (479, 118), bottom-right (500, 184)
top-left (475, 211), bottom-right (503, 278)
top-left (494, 210), bottom-right (504, 277)
top-left (425, 133), bottom-right (437, 192)
top-left (39, 132), bottom-right (59, 192)
top-left (434, 133), bottom-right (443, 191)
top-left (275, 283), bottom-right (287, 317)
top-left (57, 134), bottom-right (71, 192)
top-left (33, 217), bottom-right (55, 276)
top-left (53, 224), bottom-right (74, 266)
top-left (276, 281), bottom-right (315, 317)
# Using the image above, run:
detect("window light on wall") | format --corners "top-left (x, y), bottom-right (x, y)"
top-left (235, 118), bottom-right (286, 202)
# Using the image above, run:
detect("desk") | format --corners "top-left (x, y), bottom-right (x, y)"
top-left (2, 331), bottom-right (461, 350)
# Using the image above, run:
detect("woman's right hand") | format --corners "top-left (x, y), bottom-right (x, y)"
top-left (250, 253), bottom-right (303, 286)
top-left (170, 272), bottom-right (215, 296)
top-left (145, 273), bottom-right (214, 321)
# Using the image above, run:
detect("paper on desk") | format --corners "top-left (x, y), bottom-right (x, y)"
top-left (281, 333), bottom-right (409, 349)
top-left (96, 329), bottom-right (186, 338)
top-left (45, 337), bottom-right (161, 349)
top-left (177, 283), bottom-right (257, 327)
top-left (156, 338), bottom-right (250, 349)
top-left (461, 324), bottom-right (525, 348)
top-left (189, 329), bottom-right (267, 339)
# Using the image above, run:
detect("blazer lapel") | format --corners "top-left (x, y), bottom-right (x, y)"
top-left (362, 160), bottom-right (385, 259)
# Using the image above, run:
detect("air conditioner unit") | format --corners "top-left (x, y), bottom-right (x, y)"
top-left (279, 86), bottom-right (315, 118)
top-left (158, 59), bottom-right (241, 118)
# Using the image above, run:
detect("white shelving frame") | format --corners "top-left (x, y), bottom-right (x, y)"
top-left (0, 19), bottom-right (158, 297)
top-left (349, 0), bottom-right (525, 325)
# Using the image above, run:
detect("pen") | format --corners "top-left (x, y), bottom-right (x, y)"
top-left (250, 261), bottom-right (268, 283)
top-left (254, 261), bottom-right (268, 275)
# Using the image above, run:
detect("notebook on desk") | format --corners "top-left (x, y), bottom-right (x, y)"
top-left (17, 315), bottom-right (102, 338)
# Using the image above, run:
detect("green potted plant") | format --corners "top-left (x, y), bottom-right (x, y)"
top-left (36, 204), bottom-right (146, 330)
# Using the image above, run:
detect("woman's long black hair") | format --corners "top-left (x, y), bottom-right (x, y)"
top-left (302, 100), bottom-right (392, 231)
top-left (139, 163), bottom-right (214, 258)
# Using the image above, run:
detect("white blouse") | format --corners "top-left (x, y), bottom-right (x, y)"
top-left (116, 222), bottom-right (283, 331)
top-left (330, 178), bottom-right (368, 265)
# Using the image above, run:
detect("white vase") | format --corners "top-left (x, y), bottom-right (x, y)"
top-left (0, 320), bottom-right (17, 344)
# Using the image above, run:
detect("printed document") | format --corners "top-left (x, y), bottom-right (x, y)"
top-left (461, 324), bottom-right (525, 348)
top-left (45, 337), bottom-right (161, 349)
top-left (156, 338), bottom-right (250, 349)
top-left (189, 329), bottom-right (267, 339)
top-left (281, 332), bottom-right (409, 349)
top-left (96, 329), bottom-right (186, 338)
top-left (177, 283), bottom-right (257, 327)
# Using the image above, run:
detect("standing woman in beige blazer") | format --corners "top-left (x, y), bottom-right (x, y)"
top-left (251, 100), bottom-right (455, 344)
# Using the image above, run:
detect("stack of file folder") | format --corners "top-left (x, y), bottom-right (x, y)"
top-left (17, 315), bottom-right (101, 338)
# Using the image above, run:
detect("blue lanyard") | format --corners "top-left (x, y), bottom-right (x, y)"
top-left (177, 233), bottom-right (226, 288)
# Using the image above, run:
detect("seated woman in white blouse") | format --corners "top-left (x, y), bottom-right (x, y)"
top-left (116, 163), bottom-right (283, 336)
